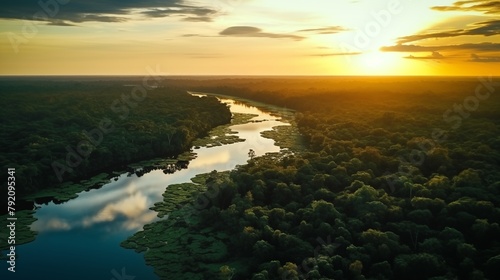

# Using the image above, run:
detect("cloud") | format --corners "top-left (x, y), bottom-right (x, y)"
top-left (0, 0), bottom-right (219, 24)
top-left (46, 19), bottom-right (77, 26)
top-left (470, 53), bottom-right (500, 62)
top-left (219, 26), bottom-right (305, 41)
top-left (390, 4), bottom-right (500, 64)
top-left (182, 34), bottom-right (205, 37)
top-left (142, 6), bottom-right (217, 22)
top-left (32, 218), bottom-right (72, 232)
top-left (381, 42), bottom-right (500, 52)
top-left (190, 150), bottom-right (231, 168)
top-left (297, 26), bottom-right (348, 35)
top-left (183, 16), bottom-right (213, 22)
top-left (397, 20), bottom-right (500, 44)
top-left (219, 26), bottom-right (260, 35)
top-left (74, 14), bottom-right (127, 23)
top-left (432, 0), bottom-right (500, 14)
top-left (142, 6), bottom-right (216, 17)
top-left (380, 44), bottom-right (433, 52)
top-left (405, 51), bottom-right (446, 60)
top-left (82, 191), bottom-right (149, 227)
top-left (122, 211), bottom-right (158, 231)
top-left (384, 6), bottom-right (499, 64)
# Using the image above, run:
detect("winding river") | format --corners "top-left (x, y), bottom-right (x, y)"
top-left (2, 94), bottom-right (292, 280)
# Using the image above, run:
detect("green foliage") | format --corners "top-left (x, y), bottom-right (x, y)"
top-left (0, 80), bottom-right (231, 195)
top-left (122, 77), bottom-right (500, 279)
top-left (0, 210), bottom-right (37, 250)
top-left (394, 253), bottom-right (445, 279)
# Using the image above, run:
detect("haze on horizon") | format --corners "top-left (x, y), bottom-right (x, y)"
top-left (0, 0), bottom-right (499, 76)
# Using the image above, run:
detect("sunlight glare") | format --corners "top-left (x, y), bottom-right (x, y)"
top-left (360, 51), bottom-right (386, 69)
top-left (354, 51), bottom-right (404, 75)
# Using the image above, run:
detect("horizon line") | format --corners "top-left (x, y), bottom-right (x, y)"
top-left (1, 74), bottom-right (499, 78)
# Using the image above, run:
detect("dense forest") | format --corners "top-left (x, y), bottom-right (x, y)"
top-left (0, 79), bottom-right (232, 196)
top-left (125, 77), bottom-right (500, 279)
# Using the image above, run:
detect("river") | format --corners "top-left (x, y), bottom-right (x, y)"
top-left (1, 94), bottom-right (292, 280)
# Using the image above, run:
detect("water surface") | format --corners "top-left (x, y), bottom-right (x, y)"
top-left (1, 95), bottom-right (289, 280)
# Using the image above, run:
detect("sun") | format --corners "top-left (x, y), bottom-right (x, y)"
top-left (356, 51), bottom-right (401, 75)
top-left (361, 52), bottom-right (385, 69)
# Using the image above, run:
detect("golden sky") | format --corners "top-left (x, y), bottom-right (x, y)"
top-left (0, 0), bottom-right (499, 75)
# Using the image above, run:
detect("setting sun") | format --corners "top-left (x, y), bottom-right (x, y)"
top-left (0, 0), bottom-right (498, 75)
top-left (359, 51), bottom-right (392, 72)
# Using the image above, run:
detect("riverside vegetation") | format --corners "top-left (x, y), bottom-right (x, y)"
top-left (124, 77), bottom-right (500, 279)
top-left (0, 79), bottom-right (232, 197)
top-left (0, 78), bottom-right (232, 250)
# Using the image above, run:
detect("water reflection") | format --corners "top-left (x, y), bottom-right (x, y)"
top-left (81, 191), bottom-right (151, 229)
top-left (189, 149), bottom-right (231, 168)
top-left (5, 94), bottom-right (290, 280)
top-left (221, 98), bottom-right (274, 121)
top-left (33, 218), bottom-right (71, 232)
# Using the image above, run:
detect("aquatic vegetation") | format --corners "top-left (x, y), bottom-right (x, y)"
top-left (261, 124), bottom-right (305, 153)
top-left (191, 113), bottom-right (256, 148)
top-left (132, 77), bottom-right (500, 279)
top-left (0, 210), bottom-right (37, 250)
top-left (122, 172), bottom-right (241, 279)
top-left (0, 82), bottom-right (232, 197)
top-left (23, 173), bottom-right (111, 203)
top-left (121, 94), bottom-right (307, 279)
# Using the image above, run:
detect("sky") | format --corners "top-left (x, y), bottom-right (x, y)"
top-left (0, 0), bottom-right (499, 75)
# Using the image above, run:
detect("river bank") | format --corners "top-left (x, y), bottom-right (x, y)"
top-left (189, 92), bottom-right (305, 153)
top-left (121, 93), bottom-right (305, 279)
top-left (1, 92), bottom-right (304, 280)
